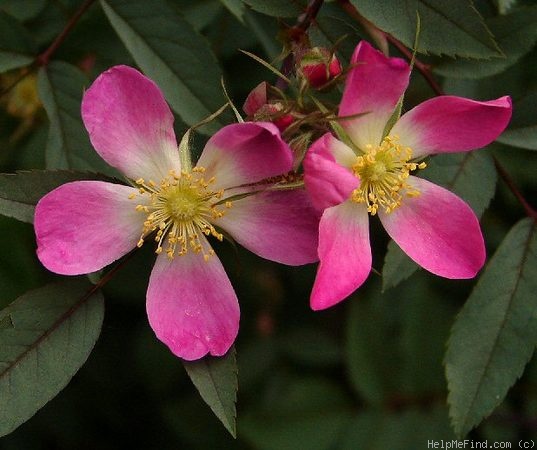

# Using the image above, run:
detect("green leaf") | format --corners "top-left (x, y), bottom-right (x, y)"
top-left (340, 407), bottom-right (454, 449)
top-left (38, 61), bottom-right (116, 174)
top-left (435, 6), bottom-right (537, 79)
top-left (346, 284), bottom-right (403, 405)
top-left (219, 0), bottom-right (246, 23)
top-left (240, 377), bottom-right (353, 450)
top-left (497, 91), bottom-right (537, 150)
top-left (382, 240), bottom-right (419, 292)
top-left (101, 0), bottom-right (224, 133)
top-left (279, 326), bottom-right (342, 367)
top-left (347, 276), bottom-right (453, 403)
top-left (183, 347), bottom-right (238, 437)
top-left (383, 150), bottom-right (496, 291)
top-left (0, 279), bottom-right (105, 437)
top-left (0, 11), bottom-right (36, 73)
top-left (446, 218), bottom-right (537, 437)
top-left (352, 0), bottom-right (501, 58)
top-left (0, 0), bottom-right (46, 21)
top-left (309, 4), bottom-right (368, 64)
top-left (423, 150), bottom-right (497, 218)
top-left (241, 0), bottom-right (305, 18)
top-left (0, 170), bottom-right (119, 223)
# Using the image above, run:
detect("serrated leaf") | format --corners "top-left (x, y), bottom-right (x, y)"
top-left (446, 218), bottom-right (537, 437)
top-left (435, 6), bottom-right (537, 79)
top-left (101, 0), bottom-right (224, 134)
top-left (183, 347), bottom-right (238, 437)
top-left (38, 61), bottom-right (116, 174)
top-left (383, 150), bottom-right (496, 291)
top-left (352, 0), bottom-right (501, 58)
top-left (0, 170), bottom-right (119, 223)
top-left (241, 0), bottom-right (305, 17)
top-left (0, 279), bottom-right (105, 437)
top-left (0, 11), bottom-right (36, 73)
top-left (497, 91), bottom-right (537, 150)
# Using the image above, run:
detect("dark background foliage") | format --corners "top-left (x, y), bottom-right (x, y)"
top-left (0, 0), bottom-right (536, 448)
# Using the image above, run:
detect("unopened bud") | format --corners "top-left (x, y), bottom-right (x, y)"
top-left (298, 47), bottom-right (342, 89)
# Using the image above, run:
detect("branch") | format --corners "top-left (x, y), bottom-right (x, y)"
top-left (36, 0), bottom-right (97, 67)
top-left (1, 0), bottom-right (97, 100)
top-left (494, 159), bottom-right (537, 220)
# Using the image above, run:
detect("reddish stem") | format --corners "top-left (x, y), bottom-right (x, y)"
top-left (494, 160), bottom-right (537, 220)
top-left (36, 0), bottom-right (97, 66)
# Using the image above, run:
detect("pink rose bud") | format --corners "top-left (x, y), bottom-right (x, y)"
top-left (298, 47), bottom-right (342, 88)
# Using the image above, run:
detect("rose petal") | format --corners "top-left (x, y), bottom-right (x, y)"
top-left (378, 176), bottom-right (485, 278)
top-left (391, 96), bottom-right (513, 158)
top-left (304, 133), bottom-right (359, 211)
top-left (35, 181), bottom-right (144, 275)
top-left (197, 122), bottom-right (293, 191)
top-left (146, 241), bottom-right (240, 361)
top-left (339, 41), bottom-right (410, 150)
top-left (311, 201), bottom-right (371, 310)
top-left (81, 65), bottom-right (180, 181)
top-left (217, 189), bottom-right (320, 265)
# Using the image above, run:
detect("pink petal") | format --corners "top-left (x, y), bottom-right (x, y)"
top-left (197, 122), bottom-right (293, 191)
top-left (391, 96), bottom-right (513, 158)
top-left (35, 181), bottom-right (144, 275)
top-left (339, 41), bottom-right (410, 149)
top-left (81, 65), bottom-right (180, 182)
top-left (378, 176), bottom-right (485, 278)
top-left (243, 81), bottom-right (268, 116)
top-left (146, 243), bottom-right (240, 361)
top-left (304, 133), bottom-right (359, 211)
top-left (310, 201), bottom-right (371, 310)
top-left (217, 189), bottom-right (320, 265)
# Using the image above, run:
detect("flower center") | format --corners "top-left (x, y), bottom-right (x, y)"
top-left (351, 136), bottom-right (426, 215)
top-left (130, 167), bottom-right (232, 260)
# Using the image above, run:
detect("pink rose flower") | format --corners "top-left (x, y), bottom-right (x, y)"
top-left (303, 41), bottom-right (512, 310)
top-left (34, 65), bottom-right (319, 360)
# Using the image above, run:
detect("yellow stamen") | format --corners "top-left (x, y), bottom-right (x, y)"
top-left (351, 136), bottom-right (426, 215)
top-left (131, 167), bottom-right (233, 261)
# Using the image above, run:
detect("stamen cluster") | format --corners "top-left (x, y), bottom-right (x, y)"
top-left (351, 136), bottom-right (426, 215)
top-left (130, 167), bottom-right (232, 260)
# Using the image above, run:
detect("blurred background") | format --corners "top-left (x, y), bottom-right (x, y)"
top-left (1, 0), bottom-right (536, 448)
